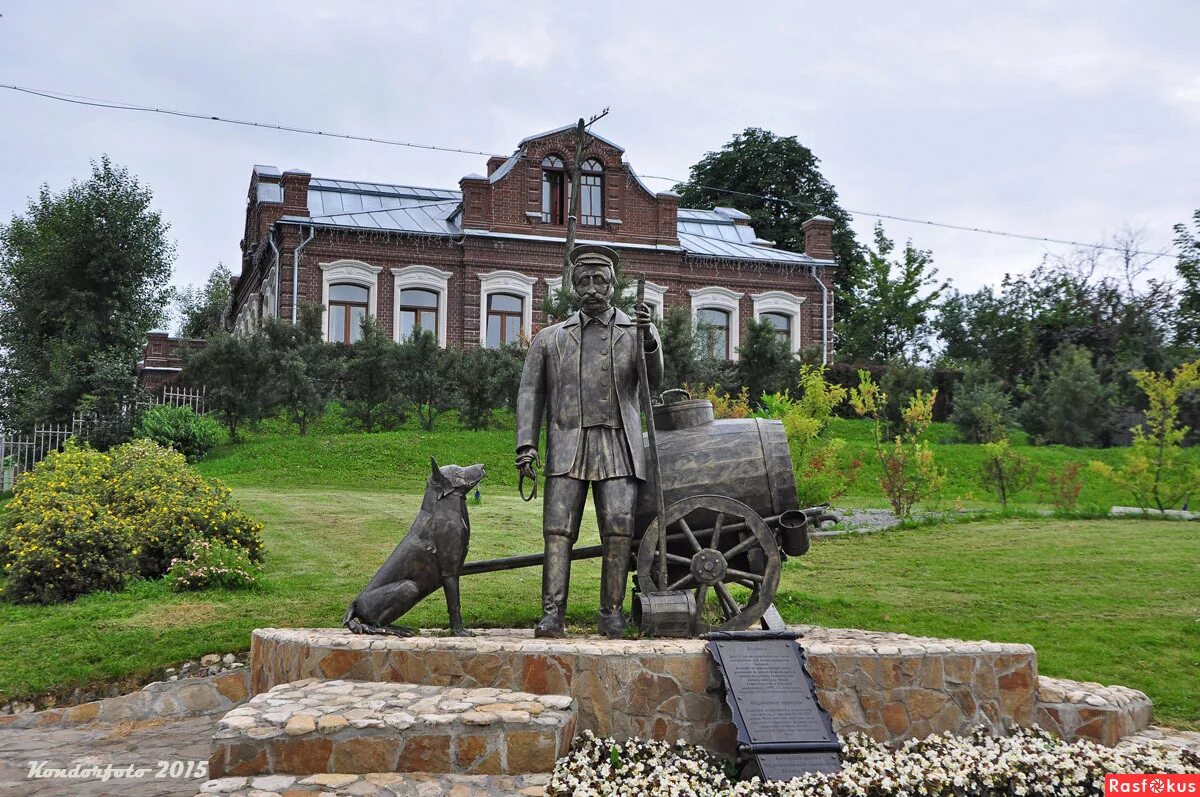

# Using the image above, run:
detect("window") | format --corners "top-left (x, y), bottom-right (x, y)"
top-left (328, 283), bottom-right (369, 343)
top-left (392, 265), bottom-right (452, 345)
top-left (486, 293), bottom-right (524, 347)
top-left (760, 312), bottom-right (791, 343)
top-left (580, 158), bottom-right (603, 226)
top-left (690, 286), bottom-right (743, 361)
top-left (751, 290), bottom-right (805, 353)
top-left (541, 155), bottom-right (565, 224)
top-left (697, 308), bottom-right (731, 360)
top-left (399, 289), bottom-right (439, 340)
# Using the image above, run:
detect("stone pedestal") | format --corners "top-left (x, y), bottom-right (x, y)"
top-left (250, 626), bottom-right (1038, 753)
top-left (210, 680), bottom-right (575, 777)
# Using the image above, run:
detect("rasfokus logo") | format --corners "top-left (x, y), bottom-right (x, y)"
top-left (1106, 775), bottom-right (1200, 795)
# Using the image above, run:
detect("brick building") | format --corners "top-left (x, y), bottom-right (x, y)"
top-left (228, 125), bottom-right (837, 361)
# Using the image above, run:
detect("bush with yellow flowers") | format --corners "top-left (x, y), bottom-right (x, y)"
top-left (0, 439), bottom-right (263, 603)
top-left (107, 439), bottom-right (263, 577)
top-left (0, 444), bottom-right (135, 603)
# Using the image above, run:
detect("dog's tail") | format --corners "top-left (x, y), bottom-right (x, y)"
top-left (342, 600), bottom-right (358, 632)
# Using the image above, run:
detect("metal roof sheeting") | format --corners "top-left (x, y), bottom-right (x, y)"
top-left (295, 176), bottom-right (821, 264)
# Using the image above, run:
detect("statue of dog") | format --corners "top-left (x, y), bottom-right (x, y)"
top-left (343, 457), bottom-right (485, 637)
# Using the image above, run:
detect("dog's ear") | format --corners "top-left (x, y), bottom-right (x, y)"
top-left (429, 456), bottom-right (454, 499)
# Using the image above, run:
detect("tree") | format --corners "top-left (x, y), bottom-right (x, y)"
top-left (0, 158), bottom-right (174, 427)
top-left (849, 371), bottom-right (945, 517)
top-left (397, 329), bottom-right (456, 431)
top-left (183, 331), bottom-right (273, 440)
top-left (1174, 210), bottom-right (1200, 352)
top-left (839, 223), bottom-right (946, 363)
top-left (1020, 344), bottom-right (1112, 447)
top-left (674, 128), bottom-right (862, 304)
top-left (949, 365), bottom-right (1015, 443)
top-left (736, 317), bottom-right (795, 406)
top-left (454, 344), bottom-right (525, 430)
top-left (176, 263), bottom-right (233, 339)
top-left (979, 440), bottom-right (1037, 509)
top-left (1091, 360), bottom-right (1200, 512)
top-left (262, 303), bottom-right (341, 435)
top-left (659, 306), bottom-right (701, 390)
top-left (341, 317), bottom-right (405, 432)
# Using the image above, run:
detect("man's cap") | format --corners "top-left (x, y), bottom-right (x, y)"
top-left (569, 244), bottom-right (619, 271)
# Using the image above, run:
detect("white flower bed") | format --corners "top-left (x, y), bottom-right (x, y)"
top-left (549, 728), bottom-right (1200, 797)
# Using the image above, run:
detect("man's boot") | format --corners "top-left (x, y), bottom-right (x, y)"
top-left (598, 535), bottom-right (633, 639)
top-left (535, 535), bottom-right (572, 638)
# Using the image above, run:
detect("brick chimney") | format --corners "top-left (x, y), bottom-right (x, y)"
top-left (280, 170), bottom-right (312, 216)
top-left (486, 156), bottom-right (507, 176)
top-left (801, 215), bottom-right (835, 261)
top-left (458, 173), bottom-right (491, 228)
top-left (655, 191), bottom-right (681, 246)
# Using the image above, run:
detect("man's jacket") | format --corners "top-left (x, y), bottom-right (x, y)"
top-left (517, 308), bottom-right (663, 480)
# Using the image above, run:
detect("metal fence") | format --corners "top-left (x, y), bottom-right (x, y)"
top-left (0, 385), bottom-right (208, 491)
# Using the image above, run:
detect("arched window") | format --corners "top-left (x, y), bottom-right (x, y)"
top-left (696, 308), bottom-right (731, 360)
top-left (580, 158), bottom-right (603, 226)
top-left (486, 293), bottom-right (524, 347)
top-left (760, 311), bottom-right (791, 343)
top-left (328, 283), bottom-right (369, 343)
top-left (541, 155), bottom-right (565, 225)
top-left (399, 288), bottom-right (439, 340)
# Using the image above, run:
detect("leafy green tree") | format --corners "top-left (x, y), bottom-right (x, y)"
top-left (949, 365), bottom-right (1015, 443)
top-left (1174, 210), bottom-right (1200, 351)
top-left (979, 440), bottom-right (1037, 509)
top-left (0, 158), bottom-right (174, 427)
top-left (736, 317), bottom-right (795, 406)
top-left (839, 223), bottom-right (946, 363)
top-left (182, 331), bottom-right (273, 440)
top-left (262, 303), bottom-right (341, 435)
top-left (880, 359), bottom-right (934, 426)
top-left (398, 328), bottom-right (457, 431)
top-left (659, 306), bottom-right (701, 390)
top-left (849, 371), bottom-right (945, 517)
top-left (1020, 344), bottom-right (1112, 447)
top-left (175, 263), bottom-right (233, 339)
top-left (342, 317), bottom-right (405, 432)
top-left (674, 128), bottom-right (862, 303)
top-left (454, 344), bottom-right (525, 430)
top-left (1091, 360), bottom-right (1200, 512)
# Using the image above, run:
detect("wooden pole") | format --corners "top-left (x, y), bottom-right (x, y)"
top-left (561, 118), bottom-right (586, 286)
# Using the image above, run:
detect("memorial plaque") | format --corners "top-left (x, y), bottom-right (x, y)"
top-left (706, 631), bottom-right (841, 782)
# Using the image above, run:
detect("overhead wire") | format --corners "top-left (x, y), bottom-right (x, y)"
top-left (0, 81), bottom-right (1173, 259)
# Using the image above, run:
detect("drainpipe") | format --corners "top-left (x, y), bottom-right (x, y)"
top-left (292, 224), bottom-right (315, 324)
top-left (810, 264), bottom-right (830, 365)
top-left (267, 227), bottom-right (281, 319)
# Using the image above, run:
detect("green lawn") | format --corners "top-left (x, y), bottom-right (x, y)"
top-left (0, 480), bottom-right (1196, 728)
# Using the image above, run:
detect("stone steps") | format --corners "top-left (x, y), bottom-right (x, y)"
top-left (194, 772), bottom-right (548, 796)
top-left (1036, 675), bottom-right (1153, 746)
top-left (210, 679), bottom-right (575, 778)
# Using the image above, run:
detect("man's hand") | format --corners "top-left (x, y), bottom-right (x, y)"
top-left (634, 300), bottom-right (652, 331)
top-left (515, 446), bottom-right (540, 481)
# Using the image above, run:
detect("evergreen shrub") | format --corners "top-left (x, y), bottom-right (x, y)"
top-left (134, 404), bottom-right (222, 461)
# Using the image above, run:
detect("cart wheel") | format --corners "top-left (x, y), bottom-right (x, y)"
top-left (636, 495), bottom-right (781, 633)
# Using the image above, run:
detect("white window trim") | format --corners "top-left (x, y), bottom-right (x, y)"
top-left (547, 277), bottom-right (667, 316)
top-left (752, 290), bottom-right (806, 353)
top-left (260, 265), bottom-right (277, 321)
top-left (392, 265), bottom-right (453, 346)
top-left (690, 286), bottom-right (743, 361)
top-left (479, 270), bottom-right (537, 347)
top-left (319, 260), bottom-right (382, 342)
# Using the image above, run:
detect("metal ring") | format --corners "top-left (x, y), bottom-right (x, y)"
top-left (518, 469), bottom-right (538, 502)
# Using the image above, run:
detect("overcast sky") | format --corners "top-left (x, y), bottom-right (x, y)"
top-left (2, 1), bottom-right (1196, 314)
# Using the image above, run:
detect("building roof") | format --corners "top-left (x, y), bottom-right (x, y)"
top-left (287, 175), bottom-right (825, 265)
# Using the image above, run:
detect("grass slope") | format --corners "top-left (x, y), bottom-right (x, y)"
top-left (196, 417), bottom-right (1194, 512)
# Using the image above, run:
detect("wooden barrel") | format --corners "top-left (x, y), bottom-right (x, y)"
top-left (636, 417), bottom-right (799, 535)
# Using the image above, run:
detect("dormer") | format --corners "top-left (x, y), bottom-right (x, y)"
top-left (459, 125), bottom-right (679, 247)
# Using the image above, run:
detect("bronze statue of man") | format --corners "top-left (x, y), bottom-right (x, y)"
top-left (516, 245), bottom-right (662, 638)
